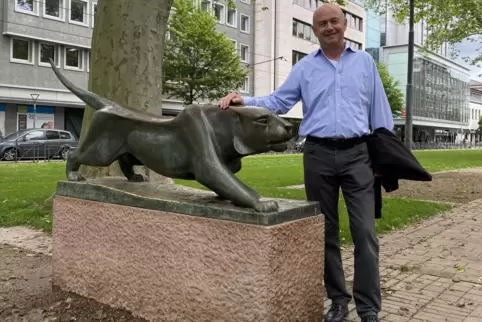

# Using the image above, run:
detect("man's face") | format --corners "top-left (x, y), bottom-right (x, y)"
top-left (312, 6), bottom-right (347, 48)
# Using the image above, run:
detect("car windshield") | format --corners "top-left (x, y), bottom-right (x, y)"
top-left (2, 130), bottom-right (29, 140)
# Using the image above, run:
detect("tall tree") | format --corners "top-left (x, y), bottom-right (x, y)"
top-left (376, 61), bottom-right (404, 117)
top-left (78, 0), bottom-right (173, 182)
top-left (163, 0), bottom-right (248, 105)
top-left (364, 0), bottom-right (482, 68)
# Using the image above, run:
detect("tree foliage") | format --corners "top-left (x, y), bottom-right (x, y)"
top-left (163, 0), bottom-right (248, 105)
top-left (376, 62), bottom-right (404, 117)
top-left (364, 0), bottom-right (482, 69)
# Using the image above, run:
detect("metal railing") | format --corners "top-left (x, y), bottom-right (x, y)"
top-left (411, 142), bottom-right (482, 150)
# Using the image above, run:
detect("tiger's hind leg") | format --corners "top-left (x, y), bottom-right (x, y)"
top-left (66, 114), bottom-right (124, 181)
top-left (118, 153), bottom-right (148, 182)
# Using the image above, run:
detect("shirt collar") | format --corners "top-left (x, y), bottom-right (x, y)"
top-left (314, 44), bottom-right (355, 57)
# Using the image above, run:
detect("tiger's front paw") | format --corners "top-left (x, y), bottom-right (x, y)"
top-left (253, 200), bottom-right (279, 212)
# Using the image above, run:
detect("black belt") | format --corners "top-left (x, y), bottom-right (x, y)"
top-left (306, 135), bottom-right (366, 149)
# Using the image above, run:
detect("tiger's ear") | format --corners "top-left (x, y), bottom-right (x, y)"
top-left (230, 106), bottom-right (268, 117)
top-left (233, 136), bottom-right (256, 155)
top-left (231, 110), bottom-right (256, 156)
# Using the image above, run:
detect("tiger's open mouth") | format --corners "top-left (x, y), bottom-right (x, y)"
top-left (269, 139), bottom-right (288, 152)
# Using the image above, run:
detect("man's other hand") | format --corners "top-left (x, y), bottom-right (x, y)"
top-left (219, 92), bottom-right (244, 110)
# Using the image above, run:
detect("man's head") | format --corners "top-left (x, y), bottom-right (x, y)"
top-left (312, 3), bottom-right (347, 49)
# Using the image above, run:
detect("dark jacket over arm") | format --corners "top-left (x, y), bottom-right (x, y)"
top-left (366, 128), bottom-right (432, 218)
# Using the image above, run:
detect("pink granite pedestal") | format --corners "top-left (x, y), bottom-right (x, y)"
top-left (52, 179), bottom-right (325, 322)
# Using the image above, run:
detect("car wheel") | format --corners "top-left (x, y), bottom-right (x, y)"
top-left (2, 148), bottom-right (18, 161)
top-left (60, 148), bottom-right (70, 160)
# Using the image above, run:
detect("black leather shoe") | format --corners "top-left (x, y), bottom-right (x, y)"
top-left (361, 316), bottom-right (379, 322)
top-left (324, 302), bottom-right (348, 322)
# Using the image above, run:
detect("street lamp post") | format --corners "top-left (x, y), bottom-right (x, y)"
top-left (30, 94), bottom-right (40, 128)
top-left (404, 0), bottom-right (415, 150)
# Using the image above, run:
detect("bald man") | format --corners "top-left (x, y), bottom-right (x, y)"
top-left (219, 4), bottom-right (393, 322)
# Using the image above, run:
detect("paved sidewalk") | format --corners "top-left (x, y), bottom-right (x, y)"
top-left (328, 199), bottom-right (482, 321)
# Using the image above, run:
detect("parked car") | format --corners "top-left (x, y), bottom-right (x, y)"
top-left (0, 128), bottom-right (78, 161)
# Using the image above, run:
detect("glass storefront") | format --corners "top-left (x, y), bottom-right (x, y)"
top-left (386, 51), bottom-right (470, 125)
top-left (413, 57), bottom-right (470, 123)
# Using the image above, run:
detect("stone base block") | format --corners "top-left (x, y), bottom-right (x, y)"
top-left (52, 179), bottom-right (324, 322)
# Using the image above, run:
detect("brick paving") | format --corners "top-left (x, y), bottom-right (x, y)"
top-left (325, 199), bottom-right (482, 321)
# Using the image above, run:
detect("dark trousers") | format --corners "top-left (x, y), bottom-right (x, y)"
top-left (303, 139), bottom-right (381, 318)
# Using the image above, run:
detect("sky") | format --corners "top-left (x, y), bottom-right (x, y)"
top-left (453, 39), bottom-right (482, 83)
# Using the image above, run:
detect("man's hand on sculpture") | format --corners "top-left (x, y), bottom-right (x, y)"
top-left (219, 92), bottom-right (244, 110)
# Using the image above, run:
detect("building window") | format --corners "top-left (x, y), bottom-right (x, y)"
top-left (64, 47), bottom-right (84, 71)
top-left (226, 8), bottom-right (236, 27)
top-left (293, 0), bottom-right (322, 11)
top-left (240, 14), bottom-right (250, 34)
top-left (69, 0), bottom-right (89, 26)
top-left (44, 0), bottom-right (64, 20)
top-left (201, 0), bottom-right (211, 12)
top-left (16, 0), bottom-right (39, 15)
top-left (240, 76), bottom-right (249, 93)
top-left (293, 19), bottom-right (318, 44)
top-left (38, 42), bottom-right (60, 67)
top-left (345, 38), bottom-right (362, 50)
top-left (213, 3), bottom-right (225, 24)
top-left (302, 23), bottom-right (310, 41)
top-left (92, 2), bottom-right (97, 27)
top-left (240, 44), bottom-right (249, 63)
top-left (344, 11), bottom-right (363, 32)
top-left (292, 51), bottom-right (307, 66)
top-left (230, 39), bottom-right (237, 53)
top-left (10, 38), bottom-right (34, 64)
top-left (87, 51), bottom-right (91, 72)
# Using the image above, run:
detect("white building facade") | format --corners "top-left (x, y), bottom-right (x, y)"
top-left (251, 0), bottom-right (366, 120)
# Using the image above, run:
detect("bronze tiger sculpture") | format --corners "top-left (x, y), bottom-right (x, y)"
top-left (49, 59), bottom-right (294, 212)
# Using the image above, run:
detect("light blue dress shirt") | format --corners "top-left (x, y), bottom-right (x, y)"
top-left (243, 46), bottom-right (394, 139)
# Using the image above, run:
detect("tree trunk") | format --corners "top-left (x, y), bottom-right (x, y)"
top-left (78, 0), bottom-right (174, 184)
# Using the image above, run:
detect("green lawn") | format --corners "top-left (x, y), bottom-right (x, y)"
top-left (0, 162), bottom-right (60, 232)
top-left (1, 149), bottom-right (481, 241)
